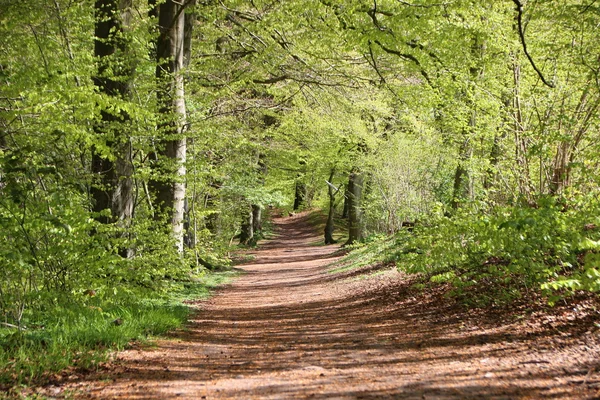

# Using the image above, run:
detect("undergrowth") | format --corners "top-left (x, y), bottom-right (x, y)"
top-left (333, 195), bottom-right (600, 307)
top-left (0, 270), bottom-right (238, 390)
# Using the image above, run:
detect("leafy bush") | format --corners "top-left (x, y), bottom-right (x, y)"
top-left (390, 195), bottom-right (600, 305)
top-left (335, 194), bottom-right (600, 306)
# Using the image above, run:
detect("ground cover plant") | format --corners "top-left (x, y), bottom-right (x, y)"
top-left (0, 271), bottom-right (237, 390)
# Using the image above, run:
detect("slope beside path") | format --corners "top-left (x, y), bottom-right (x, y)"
top-left (54, 212), bottom-right (600, 399)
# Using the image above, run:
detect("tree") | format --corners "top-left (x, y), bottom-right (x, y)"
top-left (150, 0), bottom-right (191, 252)
top-left (324, 168), bottom-right (341, 244)
top-left (91, 0), bottom-right (135, 257)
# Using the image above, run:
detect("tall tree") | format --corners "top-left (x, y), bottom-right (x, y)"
top-left (345, 170), bottom-right (364, 245)
top-left (91, 0), bottom-right (135, 232)
top-left (151, 0), bottom-right (190, 252)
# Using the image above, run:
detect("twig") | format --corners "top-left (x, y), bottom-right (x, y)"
top-left (1, 322), bottom-right (27, 330)
top-left (397, 0), bottom-right (448, 7)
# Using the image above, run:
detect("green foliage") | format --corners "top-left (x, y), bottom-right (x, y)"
top-left (328, 233), bottom-right (404, 274)
top-left (382, 195), bottom-right (600, 305)
top-left (1, 0), bottom-right (600, 389)
top-left (334, 194), bottom-right (600, 306)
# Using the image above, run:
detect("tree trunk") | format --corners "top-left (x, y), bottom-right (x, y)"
top-left (324, 169), bottom-right (337, 244)
top-left (239, 208), bottom-right (254, 245)
top-left (151, 0), bottom-right (188, 253)
top-left (484, 96), bottom-right (510, 192)
top-left (451, 137), bottom-right (471, 210)
top-left (252, 204), bottom-right (262, 234)
top-left (293, 179), bottom-right (306, 211)
top-left (345, 171), bottom-right (364, 246)
top-left (511, 59), bottom-right (535, 202)
top-left (341, 186), bottom-right (349, 219)
top-left (451, 36), bottom-right (485, 210)
top-left (92, 0), bottom-right (135, 257)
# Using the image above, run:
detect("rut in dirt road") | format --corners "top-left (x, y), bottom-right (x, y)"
top-left (65, 212), bottom-right (600, 399)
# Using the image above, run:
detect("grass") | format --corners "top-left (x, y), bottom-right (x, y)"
top-left (328, 233), bottom-right (403, 274)
top-left (0, 270), bottom-right (239, 391)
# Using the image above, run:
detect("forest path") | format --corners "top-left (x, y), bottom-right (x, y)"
top-left (64, 212), bottom-right (599, 399)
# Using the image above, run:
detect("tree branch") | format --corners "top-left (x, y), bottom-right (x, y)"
top-left (512, 0), bottom-right (555, 88)
top-left (397, 0), bottom-right (449, 7)
top-left (253, 75), bottom-right (290, 84)
top-left (374, 40), bottom-right (432, 86)
top-left (368, 40), bottom-right (387, 84)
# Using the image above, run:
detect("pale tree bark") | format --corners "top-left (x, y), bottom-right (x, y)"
top-left (239, 209), bottom-right (254, 246)
top-left (92, 0), bottom-right (134, 257)
top-left (324, 168), bottom-right (339, 245)
top-left (151, 0), bottom-right (191, 253)
top-left (548, 86), bottom-right (599, 195)
top-left (251, 153), bottom-right (267, 236)
top-left (251, 205), bottom-right (262, 235)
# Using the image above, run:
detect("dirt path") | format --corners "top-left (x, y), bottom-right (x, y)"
top-left (59, 212), bottom-right (600, 399)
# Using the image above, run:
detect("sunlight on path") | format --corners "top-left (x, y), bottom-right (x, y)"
top-left (63, 212), bottom-right (600, 399)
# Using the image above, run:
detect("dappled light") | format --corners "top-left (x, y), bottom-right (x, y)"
top-left (3, 0), bottom-right (600, 397)
top-left (52, 213), bottom-right (600, 399)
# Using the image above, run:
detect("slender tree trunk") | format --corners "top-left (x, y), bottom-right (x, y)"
top-left (151, 0), bottom-right (188, 252)
top-left (92, 0), bottom-right (134, 257)
top-left (484, 97), bottom-right (510, 192)
top-left (451, 36), bottom-right (485, 210)
top-left (204, 181), bottom-right (221, 234)
top-left (345, 170), bottom-right (364, 246)
top-left (341, 186), bottom-right (349, 219)
top-left (251, 152), bottom-right (266, 237)
top-left (252, 204), bottom-right (262, 234)
top-left (0, 122), bottom-right (7, 193)
top-left (293, 179), bottom-right (306, 211)
top-left (293, 160), bottom-right (306, 211)
top-left (548, 87), bottom-right (598, 195)
top-left (511, 59), bottom-right (535, 202)
top-left (324, 169), bottom-right (337, 245)
top-left (451, 136), bottom-right (472, 209)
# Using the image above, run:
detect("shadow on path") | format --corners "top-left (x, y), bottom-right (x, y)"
top-left (62, 211), bottom-right (600, 399)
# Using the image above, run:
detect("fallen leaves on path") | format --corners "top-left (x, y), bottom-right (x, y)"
top-left (47, 212), bottom-right (600, 399)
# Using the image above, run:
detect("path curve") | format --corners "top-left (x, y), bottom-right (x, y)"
top-left (63, 212), bottom-right (600, 399)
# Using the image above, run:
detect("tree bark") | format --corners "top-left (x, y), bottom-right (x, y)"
top-left (293, 179), bottom-right (306, 211)
top-left (345, 171), bottom-right (364, 245)
top-left (511, 60), bottom-right (535, 202)
top-left (324, 169), bottom-right (337, 244)
top-left (92, 0), bottom-right (134, 257)
top-left (451, 136), bottom-right (471, 210)
top-left (239, 208), bottom-right (254, 245)
top-left (252, 204), bottom-right (262, 235)
top-left (151, 0), bottom-right (188, 252)
top-left (341, 186), bottom-right (349, 219)
top-left (451, 36), bottom-right (484, 210)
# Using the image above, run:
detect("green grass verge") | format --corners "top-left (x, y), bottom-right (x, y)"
top-left (328, 233), bottom-right (404, 274)
top-left (0, 270), bottom-right (239, 390)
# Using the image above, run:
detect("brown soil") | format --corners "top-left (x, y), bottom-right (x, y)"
top-left (45, 212), bottom-right (600, 399)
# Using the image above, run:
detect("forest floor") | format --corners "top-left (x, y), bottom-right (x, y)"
top-left (38, 211), bottom-right (600, 399)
